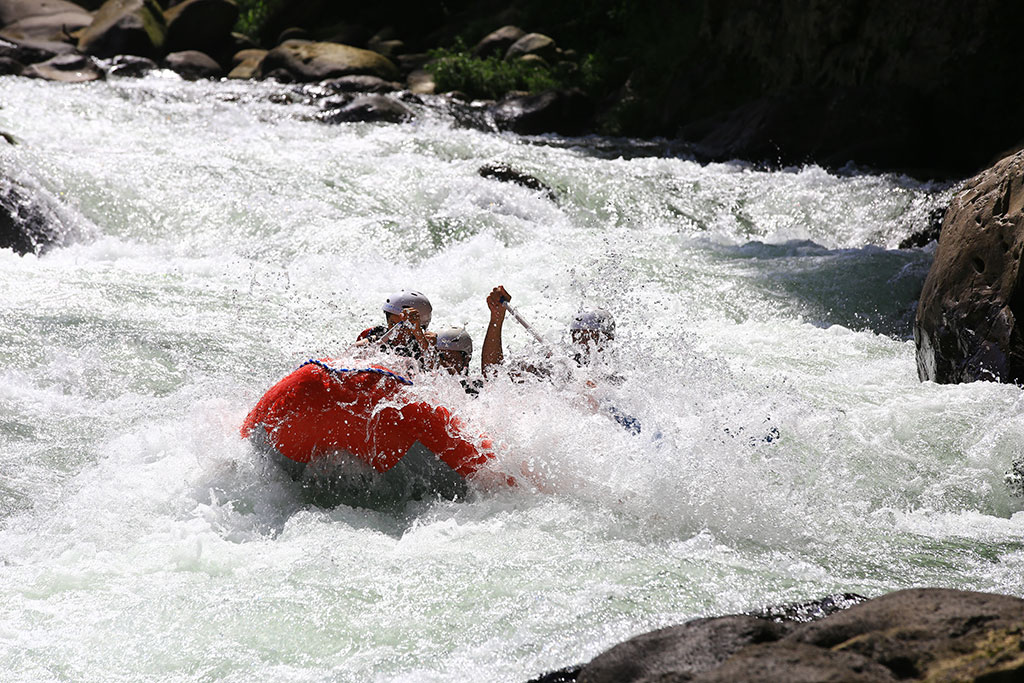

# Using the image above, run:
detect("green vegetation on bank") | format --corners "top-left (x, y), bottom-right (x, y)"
top-left (233, 0), bottom-right (284, 41)
top-left (424, 40), bottom-right (608, 101)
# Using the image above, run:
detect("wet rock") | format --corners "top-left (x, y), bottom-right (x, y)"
top-left (226, 47), bottom-right (263, 79)
top-left (227, 31), bottom-right (256, 53)
top-left (164, 49), bottom-right (221, 80)
top-left (322, 74), bottom-right (398, 93)
top-left (78, 0), bottom-right (167, 60)
top-left (0, 54), bottom-right (22, 74)
top-left (579, 616), bottom-right (794, 683)
top-left (695, 642), bottom-right (897, 682)
top-left (788, 588), bottom-right (1024, 680)
top-left (258, 40), bottom-right (399, 83)
top-left (106, 53), bottom-right (156, 77)
top-left (0, 0), bottom-right (92, 43)
top-left (915, 150), bottom-right (1024, 384)
top-left (317, 94), bottom-right (412, 124)
top-left (525, 665), bottom-right (582, 683)
top-left (491, 88), bottom-right (593, 136)
top-left (22, 52), bottom-right (104, 81)
top-left (0, 35), bottom-right (65, 64)
top-left (504, 32), bottom-right (556, 62)
top-left (276, 26), bottom-right (309, 44)
top-left (163, 0), bottom-right (238, 56)
top-left (472, 25), bottom-right (524, 59)
top-left (898, 207), bottom-right (946, 249)
top-left (478, 162), bottom-right (555, 200)
top-left (747, 592), bottom-right (868, 622)
top-left (1, 179), bottom-right (63, 256)
top-left (406, 68), bottom-right (434, 95)
top-left (569, 588), bottom-right (1024, 683)
top-left (396, 52), bottom-right (428, 73)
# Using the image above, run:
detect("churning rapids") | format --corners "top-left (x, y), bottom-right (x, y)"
top-left (1, 75), bottom-right (1023, 682)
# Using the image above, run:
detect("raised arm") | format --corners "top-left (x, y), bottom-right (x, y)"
top-left (481, 286), bottom-right (509, 377)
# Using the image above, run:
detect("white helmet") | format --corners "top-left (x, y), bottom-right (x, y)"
top-left (382, 290), bottom-right (432, 328)
top-left (570, 308), bottom-right (615, 338)
top-left (436, 326), bottom-right (473, 358)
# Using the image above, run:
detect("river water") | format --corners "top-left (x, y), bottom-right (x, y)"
top-left (1, 75), bottom-right (1022, 682)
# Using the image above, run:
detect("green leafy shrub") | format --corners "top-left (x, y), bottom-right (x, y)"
top-left (234, 0), bottom-right (286, 41)
top-left (426, 43), bottom-right (562, 100)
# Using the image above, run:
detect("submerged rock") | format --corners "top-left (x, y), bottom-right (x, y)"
top-left (317, 94), bottom-right (412, 124)
top-left (322, 74), bottom-right (399, 93)
top-left (106, 53), bottom-right (157, 78)
top-left (557, 588), bottom-right (1024, 683)
top-left (915, 150), bottom-right (1024, 384)
top-left (478, 162), bottom-right (556, 200)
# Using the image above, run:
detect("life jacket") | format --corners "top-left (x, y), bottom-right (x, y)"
top-left (240, 360), bottom-right (493, 478)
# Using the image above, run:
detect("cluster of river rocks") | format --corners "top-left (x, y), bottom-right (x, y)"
top-left (0, 0), bottom-right (591, 133)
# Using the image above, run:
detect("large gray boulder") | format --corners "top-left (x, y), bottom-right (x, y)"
top-left (258, 40), bottom-right (399, 83)
top-left (0, 0), bottom-right (92, 43)
top-left (574, 588), bottom-right (1024, 683)
top-left (77, 0), bottom-right (166, 60)
top-left (163, 0), bottom-right (237, 57)
top-left (915, 150), bottom-right (1024, 384)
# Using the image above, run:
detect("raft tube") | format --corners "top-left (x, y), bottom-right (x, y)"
top-left (241, 360), bottom-right (494, 483)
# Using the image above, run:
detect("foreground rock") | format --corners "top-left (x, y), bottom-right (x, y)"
top-left (258, 40), bottom-right (399, 83)
top-left (1, 178), bottom-right (65, 256)
top-left (915, 150), bottom-right (1024, 384)
top-left (542, 588), bottom-right (1024, 683)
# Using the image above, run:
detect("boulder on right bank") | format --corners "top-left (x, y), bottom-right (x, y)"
top-left (573, 588), bottom-right (1024, 682)
top-left (914, 149), bottom-right (1024, 384)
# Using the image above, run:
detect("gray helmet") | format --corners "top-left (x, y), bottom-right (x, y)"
top-left (435, 326), bottom-right (473, 358)
top-left (382, 290), bottom-right (432, 328)
top-left (570, 308), bottom-right (615, 338)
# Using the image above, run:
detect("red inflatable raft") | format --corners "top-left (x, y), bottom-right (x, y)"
top-left (240, 360), bottom-right (494, 480)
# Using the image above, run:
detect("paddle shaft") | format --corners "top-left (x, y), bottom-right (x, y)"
top-left (503, 301), bottom-right (548, 347)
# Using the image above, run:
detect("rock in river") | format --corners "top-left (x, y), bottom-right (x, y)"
top-left (915, 149), bottom-right (1024, 384)
top-left (258, 40), bottom-right (399, 83)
